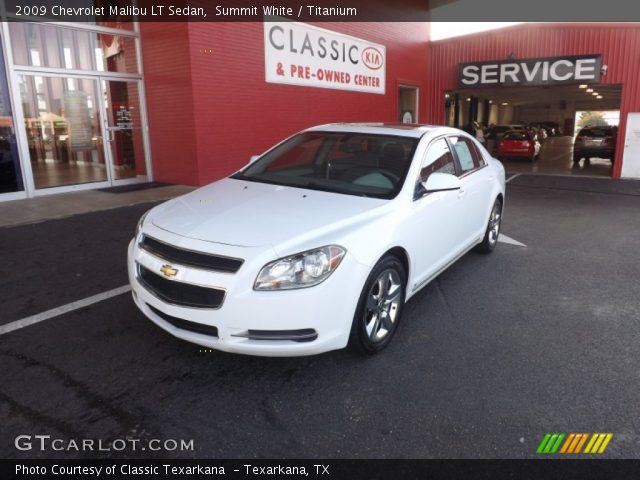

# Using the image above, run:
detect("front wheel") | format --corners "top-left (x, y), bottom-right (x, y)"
top-left (348, 256), bottom-right (406, 354)
top-left (475, 198), bottom-right (503, 254)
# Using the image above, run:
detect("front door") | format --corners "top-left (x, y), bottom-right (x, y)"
top-left (407, 137), bottom-right (464, 290)
top-left (101, 79), bottom-right (147, 182)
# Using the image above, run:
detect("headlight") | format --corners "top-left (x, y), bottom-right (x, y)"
top-left (254, 245), bottom-right (346, 290)
top-left (135, 211), bottom-right (149, 237)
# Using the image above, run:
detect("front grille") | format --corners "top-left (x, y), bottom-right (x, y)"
top-left (137, 264), bottom-right (225, 309)
top-left (140, 235), bottom-right (243, 273)
top-left (147, 304), bottom-right (218, 337)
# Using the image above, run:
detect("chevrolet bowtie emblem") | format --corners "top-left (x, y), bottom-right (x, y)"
top-left (160, 264), bottom-right (178, 277)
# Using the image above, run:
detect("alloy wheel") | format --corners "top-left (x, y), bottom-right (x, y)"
top-left (363, 269), bottom-right (402, 343)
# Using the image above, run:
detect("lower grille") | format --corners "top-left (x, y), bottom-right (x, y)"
top-left (137, 264), bottom-right (225, 309)
top-left (232, 329), bottom-right (318, 343)
top-left (147, 304), bottom-right (218, 337)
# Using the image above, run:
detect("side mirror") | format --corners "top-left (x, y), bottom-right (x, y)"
top-left (423, 172), bottom-right (461, 193)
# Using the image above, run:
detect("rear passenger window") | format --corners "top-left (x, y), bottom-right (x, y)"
top-left (449, 136), bottom-right (483, 174)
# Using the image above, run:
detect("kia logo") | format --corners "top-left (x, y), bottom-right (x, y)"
top-left (362, 47), bottom-right (383, 70)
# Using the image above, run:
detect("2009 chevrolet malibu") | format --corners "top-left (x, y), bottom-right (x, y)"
top-left (128, 124), bottom-right (505, 356)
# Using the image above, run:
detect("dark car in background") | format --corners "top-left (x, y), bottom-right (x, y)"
top-left (573, 126), bottom-right (616, 164)
top-left (498, 130), bottom-right (541, 162)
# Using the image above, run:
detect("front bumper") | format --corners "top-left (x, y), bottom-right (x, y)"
top-left (127, 232), bottom-right (369, 356)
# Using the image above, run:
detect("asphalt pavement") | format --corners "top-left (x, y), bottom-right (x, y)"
top-left (1, 177), bottom-right (639, 459)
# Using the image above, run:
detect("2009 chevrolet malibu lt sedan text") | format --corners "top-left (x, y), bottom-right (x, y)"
top-left (128, 124), bottom-right (506, 356)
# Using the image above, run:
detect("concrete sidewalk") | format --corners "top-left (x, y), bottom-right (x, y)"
top-left (0, 184), bottom-right (195, 228)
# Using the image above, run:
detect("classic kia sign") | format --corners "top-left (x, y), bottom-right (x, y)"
top-left (458, 55), bottom-right (602, 88)
top-left (264, 21), bottom-right (386, 94)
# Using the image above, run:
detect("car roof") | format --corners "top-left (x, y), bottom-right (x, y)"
top-left (305, 123), bottom-right (453, 139)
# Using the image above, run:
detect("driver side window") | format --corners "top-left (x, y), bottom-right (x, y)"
top-left (418, 138), bottom-right (456, 184)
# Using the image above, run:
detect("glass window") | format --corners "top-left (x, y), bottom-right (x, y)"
top-left (449, 136), bottom-right (483, 173)
top-left (19, 75), bottom-right (107, 189)
top-left (9, 23), bottom-right (139, 74)
top-left (233, 132), bottom-right (417, 199)
top-left (578, 128), bottom-right (613, 138)
top-left (0, 39), bottom-right (24, 193)
top-left (419, 138), bottom-right (455, 184)
top-left (503, 132), bottom-right (530, 141)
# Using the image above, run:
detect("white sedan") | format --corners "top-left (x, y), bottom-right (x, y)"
top-left (128, 124), bottom-right (505, 356)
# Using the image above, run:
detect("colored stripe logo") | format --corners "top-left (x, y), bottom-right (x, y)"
top-left (537, 433), bottom-right (613, 454)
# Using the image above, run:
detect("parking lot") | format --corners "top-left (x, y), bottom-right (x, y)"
top-left (1, 176), bottom-right (640, 459)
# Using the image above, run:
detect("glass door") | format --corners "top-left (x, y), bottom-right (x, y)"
top-left (19, 74), bottom-right (108, 189)
top-left (101, 79), bottom-right (147, 181)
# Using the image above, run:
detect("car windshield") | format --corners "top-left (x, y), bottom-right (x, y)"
top-left (231, 132), bottom-right (418, 199)
top-left (579, 128), bottom-right (612, 138)
top-left (504, 132), bottom-right (529, 141)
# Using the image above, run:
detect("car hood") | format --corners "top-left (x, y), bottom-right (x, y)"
top-left (150, 178), bottom-right (388, 248)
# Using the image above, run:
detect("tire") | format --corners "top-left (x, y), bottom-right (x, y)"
top-left (348, 255), bottom-right (406, 354)
top-left (475, 198), bottom-right (503, 254)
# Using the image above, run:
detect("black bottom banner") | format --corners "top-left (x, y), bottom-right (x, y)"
top-left (2, 459), bottom-right (639, 480)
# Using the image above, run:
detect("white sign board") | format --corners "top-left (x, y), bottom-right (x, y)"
top-left (264, 21), bottom-right (386, 95)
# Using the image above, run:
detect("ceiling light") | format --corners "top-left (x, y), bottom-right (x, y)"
top-left (466, 97), bottom-right (471, 102)
top-left (597, 95), bottom-right (603, 99)
top-left (592, 92), bottom-right (599, 96)
top-left (501, 102), bottom-right (508, 106)
top-left (445, 93), bottom-right (450, 99)
top-left (586, 88), bottom-right (594, 93)
top-left (579, 84), bottom-right (588, 89)
top-left (488, 100), bottom-right (493, 104)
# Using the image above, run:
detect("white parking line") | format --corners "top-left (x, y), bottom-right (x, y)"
top-left (498, 234), bottom-right (527, 247)
top-left (0, 285), bottom-right (131, 336)
top-left (506, 173), bottom-right (522, 183)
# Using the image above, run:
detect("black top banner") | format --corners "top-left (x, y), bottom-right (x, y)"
top-left (3, 0), bottom-right (432, 22)
top-left (3, 0), bottom-right (640, 22)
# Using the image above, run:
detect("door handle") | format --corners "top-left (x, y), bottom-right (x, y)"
top-left (106, 129), bottom-right (115, 142)
top-left (457, 189), bottom-right (466, 198)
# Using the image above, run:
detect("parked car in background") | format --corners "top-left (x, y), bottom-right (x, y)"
top-left (573, 126), bottom-right (616, 164)
top-left (128, 123), bottom-right (506, 356)
top-left (486, 124), bottom-right (526, 152)
top-left (498, 130), bottom-right (541, 162)
top-left (527, 123), bottom-right (548, 141)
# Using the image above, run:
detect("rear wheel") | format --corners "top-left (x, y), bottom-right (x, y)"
top-left (348, 256), bottom-right (406, 354)
top-left (475, 198), bottom-right (503, 254)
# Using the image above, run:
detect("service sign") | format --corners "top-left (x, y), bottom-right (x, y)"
top-left (264, 20), bottom-right (386, 94)
top-left (458, 55), bottom-right (602, 88)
